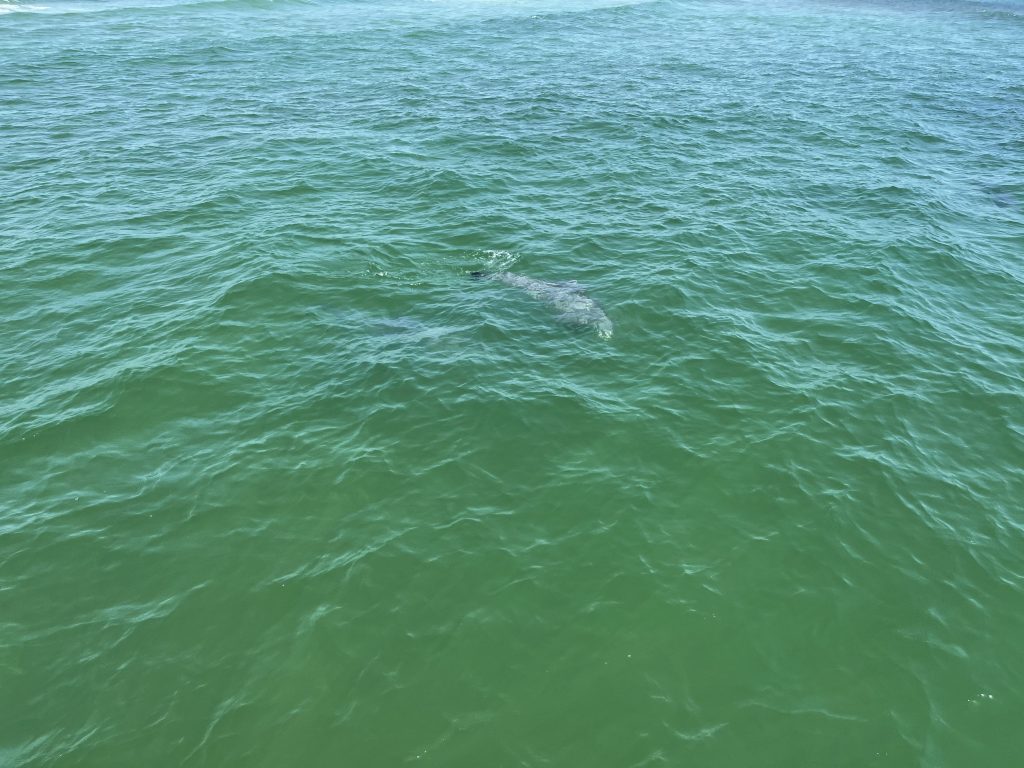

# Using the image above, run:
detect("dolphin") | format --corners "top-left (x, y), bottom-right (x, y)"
top-left (471, 271), bottom-right (613, 338)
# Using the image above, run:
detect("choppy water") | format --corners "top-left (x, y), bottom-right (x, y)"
top-left (2, 0), bottom-right (1024, 764)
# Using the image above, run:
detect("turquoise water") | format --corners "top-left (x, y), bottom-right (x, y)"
top-left (2, 0), bottom-right (1024, 764)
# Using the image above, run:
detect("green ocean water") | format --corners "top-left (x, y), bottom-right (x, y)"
top-left (2, 0), bottom-right (1024, 764)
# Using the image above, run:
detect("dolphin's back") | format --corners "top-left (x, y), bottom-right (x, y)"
top-left (478, 270), bottom-right (612, 338)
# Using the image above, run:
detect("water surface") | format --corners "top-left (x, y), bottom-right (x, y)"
top-left (2, 0), bottom-right (1023, 764)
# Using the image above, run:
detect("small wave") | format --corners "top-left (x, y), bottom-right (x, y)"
top-left (0, 0), bottom-right (310, 15)
top-left (0, 1), bottom-right (49, 12)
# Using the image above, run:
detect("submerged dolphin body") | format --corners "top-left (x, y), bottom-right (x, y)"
top-left (472, 271), bottom-right (613, 338)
